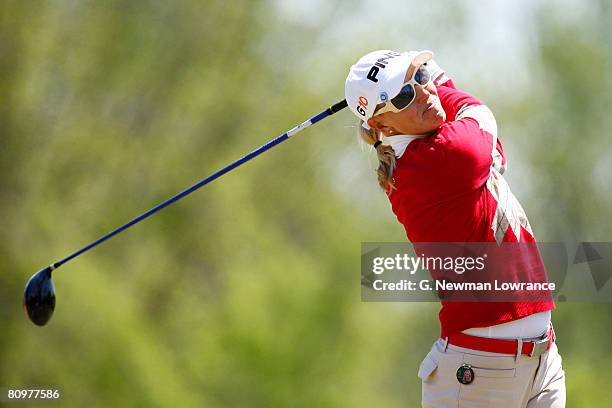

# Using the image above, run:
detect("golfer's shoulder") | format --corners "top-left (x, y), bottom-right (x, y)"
top-left (412, 116), bottom-right (494, 171)
top-left (455, 104), bottom-right (497, 138)
top-left (437, 85), bottom-right (497, 143)
top-left (436, 115), bottom-right (495, 152)
top-left (398, 133), bottom-right (449, 170)
top-left (437, 83), bottom-right (483, 123)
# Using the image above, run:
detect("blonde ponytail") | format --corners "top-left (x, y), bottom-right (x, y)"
top-left (358, 120), bottom-right (397, 191)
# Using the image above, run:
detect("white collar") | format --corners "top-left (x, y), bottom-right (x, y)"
top-left (384, 134), bottom-right (425, 158)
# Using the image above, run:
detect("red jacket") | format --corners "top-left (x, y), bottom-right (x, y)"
top-left (387, 80), bottom-right (554, 337)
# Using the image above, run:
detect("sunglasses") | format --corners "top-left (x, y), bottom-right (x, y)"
top-left (375, 64), bottom-right (432, 116)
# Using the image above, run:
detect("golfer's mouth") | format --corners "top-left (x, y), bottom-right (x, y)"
top-left (423, 101), bottom-right (435, 113)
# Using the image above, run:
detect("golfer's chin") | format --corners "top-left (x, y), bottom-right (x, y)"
top-left (422, 107), bottom-right (446, 132)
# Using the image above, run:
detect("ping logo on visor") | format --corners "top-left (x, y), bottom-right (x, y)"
top-left (366, 51), bottom-right (401, 83)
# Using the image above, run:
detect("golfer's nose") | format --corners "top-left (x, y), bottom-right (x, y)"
top-left (415, 85), bottom-right (430, 103)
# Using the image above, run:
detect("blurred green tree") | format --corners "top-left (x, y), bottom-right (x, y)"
top-left (1, 0), bottom-right (610, 407)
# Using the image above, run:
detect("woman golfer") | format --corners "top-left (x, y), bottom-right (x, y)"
top-left (345, 50), bottom-right (566, 407)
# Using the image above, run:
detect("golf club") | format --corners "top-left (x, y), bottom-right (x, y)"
top-left (23, 99), bottom-right (348, 326)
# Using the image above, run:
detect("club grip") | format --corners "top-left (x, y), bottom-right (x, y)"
top-left (329, 99), bottom-right (348, 114)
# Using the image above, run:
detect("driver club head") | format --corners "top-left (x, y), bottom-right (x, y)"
top-left (23, 266), bottom-right (56, 326)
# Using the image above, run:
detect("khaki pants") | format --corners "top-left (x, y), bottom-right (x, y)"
top-left (418, 339), bottom-right (566, 407)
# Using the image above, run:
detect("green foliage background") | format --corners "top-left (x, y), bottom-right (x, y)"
top-left (1, 1), bottom-right (610, 406)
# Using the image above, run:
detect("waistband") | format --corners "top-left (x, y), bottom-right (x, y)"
top-left (443, 323), bottom-right (555, 359)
